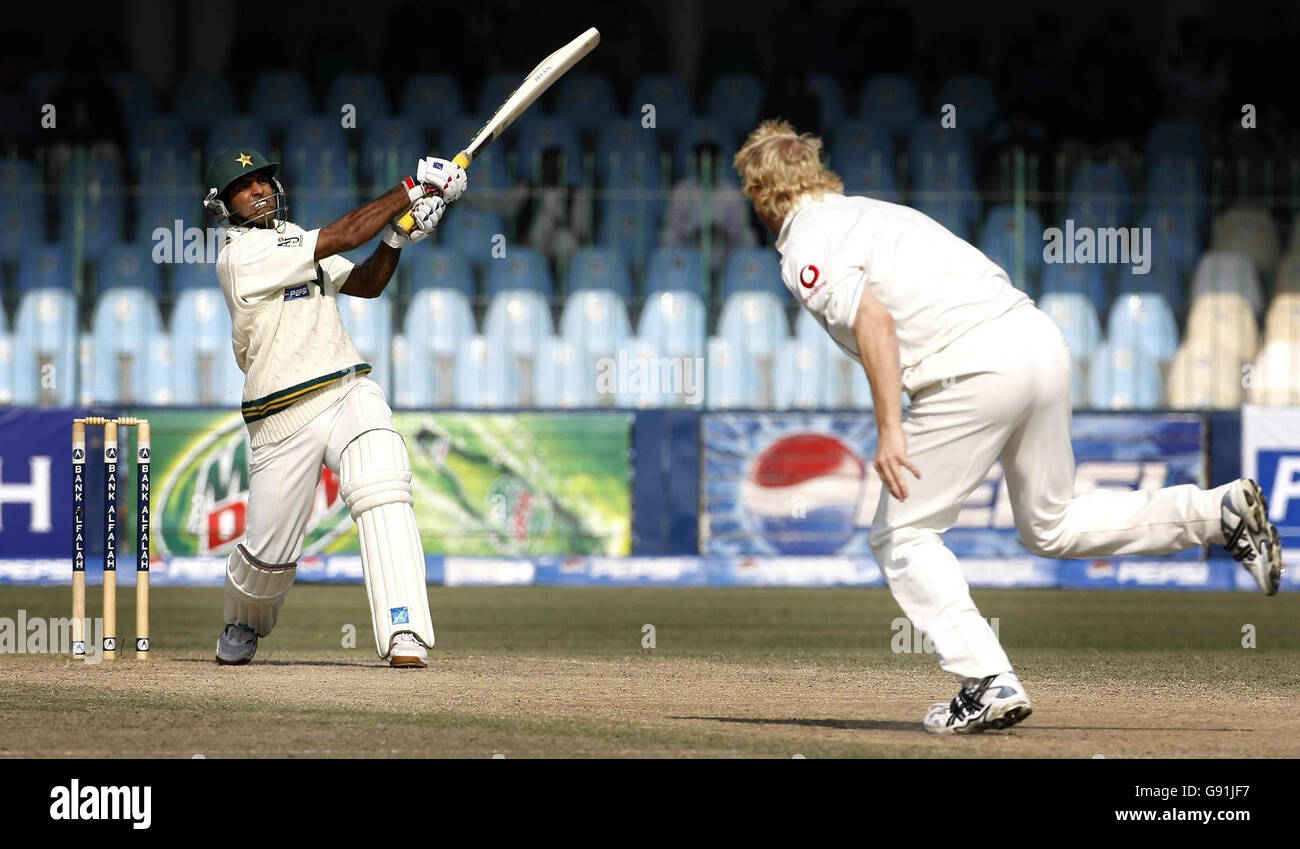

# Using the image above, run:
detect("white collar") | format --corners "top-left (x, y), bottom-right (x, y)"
top-left (775, 192), bottom-right (835, 252)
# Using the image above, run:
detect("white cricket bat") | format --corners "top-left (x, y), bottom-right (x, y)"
top-left (396, 26), bottom-right (601, 234)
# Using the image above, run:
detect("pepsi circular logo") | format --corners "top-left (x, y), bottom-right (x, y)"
top-left (739, 433), bottom-right (865, 554)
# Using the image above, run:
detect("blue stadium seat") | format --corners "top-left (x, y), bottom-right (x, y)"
top-left (1145, 157), bottom-right (1208, 229)
top-left (910, 149), bottom-right (978, 236)
top-left (1040, 261), bottom-right (1108, 307)
top-left (285, 117), bottom-right (349, 161)
top-left (292, 179), bottom-right (358, 230)
top-left (59, 158), bottom-right (126, 262)
top-left (1141, 205), bottom-right (1201, 282)
top-left (717, 289), bottom-right (790, 407)
top-left (401, 74), bottom-right (464, 132)
top-left (1107, 292), bottom-right (1179, 365)
top-left (1069, 357), bottom-right (1088, 407)
top-left (12, 288), bottom-right (79, 405)
top-left (135, 182), bottom-right (203, 246)
top-left (86, 286), bottom-right (166, 404)
top-left (858, 76), bottom-right (921, 136)
top-left (722, 247), bottom-right (784, 298)
top-left (838, 151), bottom-right (901, 203)
top-left (774, 337), bottom-right (833, 409)
top-left (130, 115), bottom-right (190, 171)
top-left (906, 121), bottom-right (975, 183)
top-left (476, 72), bottom-right (525, 117)
top-left (95, 245), bottom-right (163, 298)
top-left (17, 245), bottom-right (73, 293)
top-left (456, 334), bottom-right (521, 408)
top-left (514, 117), bottom-right (584, 187)
top-left (705, 73), bottom-right (764, 135)
top-left (485, 246), bottom-right (554, 297)
top-left (174, 261), bottom-right (218, 293)
top-left (597, 200), bottom-right (658, 277)
top-left (566, 247), bottom-right (633, 298)
top-left (25, 71), bottom-right (62, 105)
top-left (483, 290), bottom-right (554, 360)
top-left (337, 290), bottom-right (393, 395)
top-left (595, 120), bottom-right (663, 191)
top-left (439, 207), bottom-right (505, 276)
top-left (645, 246), bottom-right (706, 296)
top-left (705, 336), bottom-right (758, 408)
top-left (560, 289), bottom-right (633, 360)
top-left (326, 72), bottom-right (390, 121)
top-left (439, 117), bottom-right (512, 193)
top-left (1066, 161), bottom-right (1131, 229)
top-left (1088, 342), bottom-right (1164, 410)
top-left (978, 204), bottom-right (1046, 292)
top-left (395, 287), bottom-right (475, 407)
top-left (250, 71), bottom-right (313, 133)
top-left (404, 247), bottom-right (473, 296)
top-left (832, 120), bottom-right (894, 166)
top-left (169, 288), bottom-right (243, 406)
top-left (175, 73), bottom-right (235, 133)
top-left (807, 74), bottom-right (846, 129)
top-left (360, 117), bottom-right (424, 193)
top-left (535, 335), bottom-right (597, 408)
top-left (672, 118), bottom-right (737, 181)
top-left (0, 323), bottom-right (11, 405)
top-left (1036, 291), bottom-right (1102, 362)
top-left (555, 73), bottom-right (619, 134)
top-left (1144, 119), bottom-right (1208, 178)
top-left (0, 158), bottom-right (41, 198)
top-left (108, 72), bottom-right (157, 127)
top-left (1114, 264), bottom-right (1186, 313)
top-left (0, 193), bottom-right (44, 265)
top-left (204, 116), bottom-right (271, 167)
top-left (631, 74), bottom-right (693, 134)
top-left (936, 74), bottom-right (997, 134)
top-left (638, 289), bottom-right (707, 360)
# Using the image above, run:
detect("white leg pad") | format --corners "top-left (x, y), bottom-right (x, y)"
top-left (340, 428), bottom-right (436, 658)
top-left (224, 544), bottom-right (297, 637)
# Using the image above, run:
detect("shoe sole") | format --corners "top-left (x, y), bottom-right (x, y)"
top-left (1242, 481), bottom-right (1283, 596)
top-left (389, 656), bottom-right (427, 669)
top-left (215, 654), bottom-right (253, 666)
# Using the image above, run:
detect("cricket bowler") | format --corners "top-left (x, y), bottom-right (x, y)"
top-left (733, 120), bottom-right (1285, 733)
top-left (202, 147), bottom-right (467, 668)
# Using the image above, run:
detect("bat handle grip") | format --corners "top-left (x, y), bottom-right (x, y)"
top-left (394, 151), bottom-right (472, 236)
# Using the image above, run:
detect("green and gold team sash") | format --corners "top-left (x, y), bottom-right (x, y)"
top-left (241, 363), bottom-right (372, 424)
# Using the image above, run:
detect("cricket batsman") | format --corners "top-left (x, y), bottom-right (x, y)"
top-left (202, 147), bottom-right (467, 668)
top-left (733, 120), bottom-right (1285, 733)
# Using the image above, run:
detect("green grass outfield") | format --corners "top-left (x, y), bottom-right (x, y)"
top-left (1, 586), bottom-right (1296, 757)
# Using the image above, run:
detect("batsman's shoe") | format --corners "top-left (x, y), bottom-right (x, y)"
top-left (388, 632), bottom-right (428, 669)
top-left (215, 624), bottom-right (258, 665)
top-left (1222, 479), bottom-right (1284, 596)
top-left (923, 672), bottom-right (1032, 734)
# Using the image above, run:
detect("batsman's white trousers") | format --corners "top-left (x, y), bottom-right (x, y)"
top-left (870, 303), bottom-right (1232, 679)
top-left (239, 377), bottom-right (434, 652)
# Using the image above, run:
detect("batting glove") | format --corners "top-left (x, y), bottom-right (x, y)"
top-left (383, 196), bottom-right (445, 248)
top-left (416, 156), bottom-right (468, 204)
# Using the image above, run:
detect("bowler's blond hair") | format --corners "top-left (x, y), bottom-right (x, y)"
top-left (733, 120), bottom-right (844, 226)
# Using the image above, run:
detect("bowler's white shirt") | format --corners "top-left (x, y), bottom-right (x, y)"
top-left (775, 192), bottom-right (1031, 393)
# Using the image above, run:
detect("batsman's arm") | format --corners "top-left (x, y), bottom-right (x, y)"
top-left (314, 183), bottom-right (414, 262)
top-left (852, 288), bottom-right (920, 500)
top-left (338, 245), bottom-right (400, 299)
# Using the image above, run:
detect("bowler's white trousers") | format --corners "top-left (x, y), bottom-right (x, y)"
top-left (869, 303), bottom-right (1231, 679)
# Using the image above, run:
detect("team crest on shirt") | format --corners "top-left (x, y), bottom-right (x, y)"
top-left (798, 264), bottom-right (820, 288)
top-left (276, 235), bottom-right (302, 247)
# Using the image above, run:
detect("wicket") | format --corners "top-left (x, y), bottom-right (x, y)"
top-left (72, 416), bottom-right (151, 662)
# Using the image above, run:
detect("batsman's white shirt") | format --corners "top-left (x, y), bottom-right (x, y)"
top-left (775, 192), bottom-right (1030, 394)
top-left (774, 191), bottom-right (1231, 682)
top-left (217, 220), bottom-right (369, 448)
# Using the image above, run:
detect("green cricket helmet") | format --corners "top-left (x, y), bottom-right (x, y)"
top-left (203, 148), bottom-right (286, 226)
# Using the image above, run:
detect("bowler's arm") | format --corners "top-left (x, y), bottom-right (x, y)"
top-left (852, 287), bottom-right (920, 499)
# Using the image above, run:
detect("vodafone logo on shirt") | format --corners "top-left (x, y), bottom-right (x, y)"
top-left (798, 264), bottom-right (820, 288)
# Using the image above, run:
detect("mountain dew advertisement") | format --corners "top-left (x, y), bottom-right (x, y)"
top-left (136, 410), bottom-right (633, 557)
